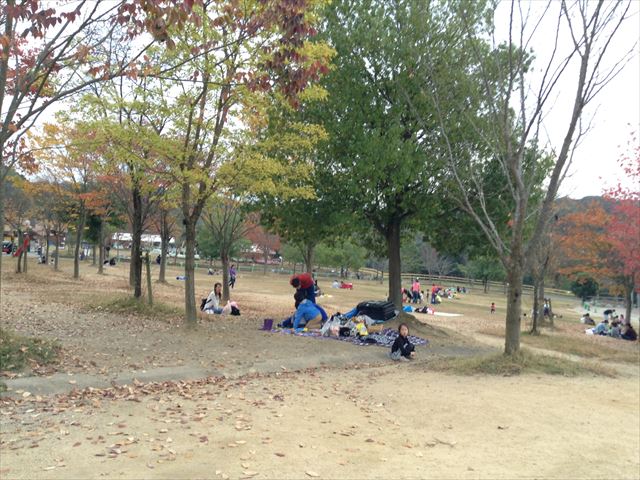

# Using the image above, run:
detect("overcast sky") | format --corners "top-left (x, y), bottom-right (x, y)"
top-left (494, 1), bottom-right (639, 199)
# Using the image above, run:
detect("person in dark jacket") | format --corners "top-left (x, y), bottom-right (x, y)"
top-left (290, 272), bottom-right (316, 304)
top-left (621, 323), bottom-right (638, 341)
top-left (390, 323), bottom-right (415, 361)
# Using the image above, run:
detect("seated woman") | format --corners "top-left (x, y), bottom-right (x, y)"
top-left (203, 282), bottom-right (238, 315)
top-left (621, 323), bottom-right (637, 341)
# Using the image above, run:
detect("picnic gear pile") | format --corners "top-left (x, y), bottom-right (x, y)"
top-left (265, 299), bottom-right (429, 348)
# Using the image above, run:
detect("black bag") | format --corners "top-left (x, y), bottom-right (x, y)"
top-left (356, 300), bottom-right (397, 321)
top-left (339, 327), bottom-right (351, 337)
top-left (200, 298), bottom-right (207, 311)
top-left (230, 306), bottom-right (241, 316)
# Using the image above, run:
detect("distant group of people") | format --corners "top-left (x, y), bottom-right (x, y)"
top-left (401, 282), bottom-right (467, 305)
top-left (584, 311), bottom-right (637, 341)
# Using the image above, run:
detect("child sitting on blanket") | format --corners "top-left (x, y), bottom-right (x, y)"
top-left (389, 323), bottom-right (415, 361)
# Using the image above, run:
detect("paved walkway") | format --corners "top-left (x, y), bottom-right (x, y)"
top-left (1, 342), bottom-right (488, 398)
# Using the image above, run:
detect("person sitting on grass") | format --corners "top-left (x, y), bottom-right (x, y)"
top-left (203, 282), bottom-right (238, 315)
top-left (389, 323), bottom-right (415, 362)
top-left (608, 320), bottom-right (622, 338)
top-left (592, 319), bottom-right (609, 335)
top-left (580, 313), bottom-right (595, 325)
top-left (621, 323), bottom-right (638, 341)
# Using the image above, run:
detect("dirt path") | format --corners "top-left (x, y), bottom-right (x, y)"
top-left (1, 365), bottom-right (638, 480)
top-left (2, 265), bottom-right (639, 479)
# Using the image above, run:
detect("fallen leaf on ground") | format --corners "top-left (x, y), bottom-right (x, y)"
top-left (306, 471), bottom-right (320, 477)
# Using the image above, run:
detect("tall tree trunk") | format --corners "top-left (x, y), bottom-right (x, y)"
top-left (22, 237), bottom-right (27, 273)
top-left (130, 188), bottom-right (143, 298)
top-left (15, 230), bottom-right (23, 273)
top-left (504, 257), bottom-right (523, 355)
top-left (158, 210), bottom-right (169, 283)
top-left (624, 276), bottom-right (633, 324)
top-left (92, 244), bottom-right (96, 266)
top-left (531, 281), bottom-right (540, 335)
top-left (145, 252), bottom-right (153, 305)
top-left (98, 219), bottom-right (104, 274)
top-left (263, 251), bottom-right (268, 275)
top-left (303, 242), bottom-right (315, 274)
top-left (54, 232), bottom-right (60, 271)
top-left (221, 252), bottom-right (230, 302)
top-left (184, 220), bottom-right (197, 324)
top-left (386, 218), bottom-right (402, 308)
top-left (45, 230), bottom-right (50, 266)
top-left (537, 276), bottom-right (545, 321)
top-left (73, 208), bottom-right (86, 279)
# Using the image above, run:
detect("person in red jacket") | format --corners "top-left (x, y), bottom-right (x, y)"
top-left (290, 272), bottom-right (316, 304)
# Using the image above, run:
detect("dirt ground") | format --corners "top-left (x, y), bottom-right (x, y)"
top-left (1, 258), bottom-right (639, 479)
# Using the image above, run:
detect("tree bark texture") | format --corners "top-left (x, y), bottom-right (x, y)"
top-left (386, 219), bottom-right (403, 308)
top-left (22, 238), bottom-right (27, 273)
top-left (54, 233), bottom-right (60, 271)
top-left (624, 277), bottom-right (633, 324)
top-left (303, 243), bottom-right (315, 274)
top-left (221, 254), bottom-right (230, 302)
top-left (15, 230), bottom-right (23, 273)
top-left (158, 210), bottom-right (169, 283)
top-left (145, 252), bottom-right (153, 305)
top-left (504, 258), bottom-right (523, 355)
top-left (130, 188), bottom-right (143, 298)
top-left (98, 219), bottom-right (104, 274)
top-left (73, 208), bottom-right (86, 279)
top-left (45, 230), bottom-right (50, 267)
top-left (531, 282), bottom-right (540, 335)
top-left (184, 220), bottom-right (198, 324)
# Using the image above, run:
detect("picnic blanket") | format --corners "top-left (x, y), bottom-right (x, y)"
top-left (271, 327), bottom-right (428, 348)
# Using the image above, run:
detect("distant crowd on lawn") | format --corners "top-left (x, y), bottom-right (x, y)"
top-left (582, 310), bottom-right (637, 341)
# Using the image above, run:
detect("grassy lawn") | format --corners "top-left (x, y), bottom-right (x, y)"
top-left (91, 295), bottom-right (183, 322)
top-left (0, 328), bottom-right (61, 390)
top-left (479, 326), bottom-right (639, 363)
top-left (428, 349), bottom-right (616, 377)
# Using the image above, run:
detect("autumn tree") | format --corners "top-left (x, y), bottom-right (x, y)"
top-left (33, 121), bottom-right (105, 279)
top-left (3, 174), bottom-right (31, 273)
top-left (148, 0), bottom-right (330, 323)
top-left (603, 138), bottom-right (639, 321)
top-left (78, 77), bottom-right (173, 297)
top-left (0, 0), bottom-right (201, 290)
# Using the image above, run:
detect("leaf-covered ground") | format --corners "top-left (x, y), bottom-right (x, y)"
top-left (1, 258), bottom-right (638, 479)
